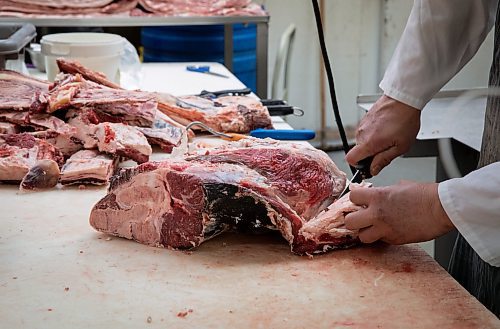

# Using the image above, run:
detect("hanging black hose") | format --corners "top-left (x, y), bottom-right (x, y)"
top-left (311, 0), bottom-right (356, 175)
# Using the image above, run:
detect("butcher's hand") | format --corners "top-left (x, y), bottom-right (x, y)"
top-left (344, 181), bottom-right (454, 244)
top-left (346, 95), bottom-right (421, 176)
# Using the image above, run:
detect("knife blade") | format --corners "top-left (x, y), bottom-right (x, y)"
top-left (337, 156), bottom-right (373, 199)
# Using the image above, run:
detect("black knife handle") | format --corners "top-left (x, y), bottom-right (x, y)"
top-left (267, 105), bottom-right (294, 116)
top-left (199, 88), bottom-right (252, 98)
top-left (261, 99), bottom-right (287, 106)
top-left (354, 156), bottom-right (374, 180)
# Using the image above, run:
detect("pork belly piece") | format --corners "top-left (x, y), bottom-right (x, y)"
top-left (60, 149), bottom-right (118, 185)
top-left (20, 159), bottom-right (60, 191)
top-left (188, 138), bottom-right (346, 220)
top-left (0, 134), bottom-right (64, 183)
top-left (0, 70), bottom-right (49, 111)
top-left (94, 122), bottom-right (152, 164)
top-left (0, 122), bottom-right (19, 134)
top-left (157, 94), bottom-right (273, 133)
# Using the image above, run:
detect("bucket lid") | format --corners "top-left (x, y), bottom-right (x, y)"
top-left (41, 32), bottom-right (124, 57)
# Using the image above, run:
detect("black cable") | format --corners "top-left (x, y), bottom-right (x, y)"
top-left (311, 0), bottom-right (356, 175)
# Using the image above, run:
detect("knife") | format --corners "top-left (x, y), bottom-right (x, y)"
top-left (198, 87), bottom-right (252, 98)
top-left (266, 105), bottom-right (304, 117)
top-left (337, 156), bottom-right (373, 199)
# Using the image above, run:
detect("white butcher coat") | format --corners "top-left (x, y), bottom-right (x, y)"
top-left (379, 0), bottom-right (500, 266)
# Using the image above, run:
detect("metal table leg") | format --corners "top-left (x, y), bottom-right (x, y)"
top-left (223, 24), bottom-right (234, 72)
top-left (256, 21), bottom-right (269, 98)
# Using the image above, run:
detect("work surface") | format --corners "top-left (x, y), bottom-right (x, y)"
top-left (1, 185), bottom-right (499, 328)
top-left (2, 64), bottom-right (499, 328)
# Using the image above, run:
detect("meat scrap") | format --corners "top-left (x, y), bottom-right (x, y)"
top-left (20, 159), bottom-right (60, 191)
top-left (89, 139), bottom-right (364, 255)
top-left (136, 111), bottom-right (185, 152)
top-left (95, 122), bottom-right (152, 164)
top-left (0, 133), bottom-right (64, 183)
top-left (0, 70), bottom-right (49, 111)
top-left (157, 94), bottom-right (273, 133)
top-left (60, 149), bottom-right (118, 186)
top-left (0, 122), bottom-right (18, 134)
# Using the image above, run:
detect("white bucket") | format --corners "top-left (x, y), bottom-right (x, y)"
top-left (41, 32), bottom-right (124, 83)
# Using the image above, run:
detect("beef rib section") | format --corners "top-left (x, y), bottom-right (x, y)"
top-left (90, 140), bottom-right (364, 255)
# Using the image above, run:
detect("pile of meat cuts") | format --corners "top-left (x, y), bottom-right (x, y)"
top-left (0, 0), bottom-right (266, 17)
top-left (0, 58), bottom-right (272, 190)
top-left (90, 138), bottom-right (368, 255)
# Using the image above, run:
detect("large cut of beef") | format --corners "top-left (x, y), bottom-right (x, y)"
top-left (90, 139), bottom-right (364, 255)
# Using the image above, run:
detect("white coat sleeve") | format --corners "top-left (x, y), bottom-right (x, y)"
top-left (438, 162), bottom-right (500, 267)
top-left (380, 0), bottom-right (498, 109)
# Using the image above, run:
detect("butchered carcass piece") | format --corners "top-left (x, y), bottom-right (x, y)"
top-left (60, 149), bottom-right (118, 185)
top-left (0, 70), bottom-right (49, 112)
top-left (70, 89), bottom-right (157, 127)
top-left (137, 0), bottom-right (266, 16)
top-left (20, 159), bottom-right (60, 191)
top-left (188, 138), bottom-right (346, 220)
top-left (94, 122), bottom-right (152, 164)
top-left (157, 94), bottom-right (273, 133)
top-left (0, 0), bottom-right (138, 16)
top-left (136, 110), bottom-right (185, 152)
top-left (56, 58), bottom-right (270, 133)
top-left (57, 58), bottom-right (121, 89)
top-left (0, 133), bottom-right (64, 183)
top-left (49, 71), bottom-right (157, 127)
top-left (89, 143), bottom-right (366, 255)
top-left (0, 122), bottom-right (18, 134)
top-left (90, 160), bottom-right (304, 250)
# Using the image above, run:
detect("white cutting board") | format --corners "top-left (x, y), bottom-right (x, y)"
top-left (1, 182), bottom-right (499, 328)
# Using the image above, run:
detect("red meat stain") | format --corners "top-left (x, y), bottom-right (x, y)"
top-left (177, 309), bottom-right (193, 318)
top-left (104, 124), bottom-right (115, 143)
top-left (352, 257), bottom-right (369, 266)
top-left (401, 262), bottom-right (414, 273)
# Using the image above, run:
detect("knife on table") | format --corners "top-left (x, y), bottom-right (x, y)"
top-left (337, 156), bottom-right (373, 199)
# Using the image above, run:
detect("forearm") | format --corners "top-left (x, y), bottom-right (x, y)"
top-left (381, 0), bottom-right (497, 109)
top-left (438, 162), bottom-right (500, 267)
